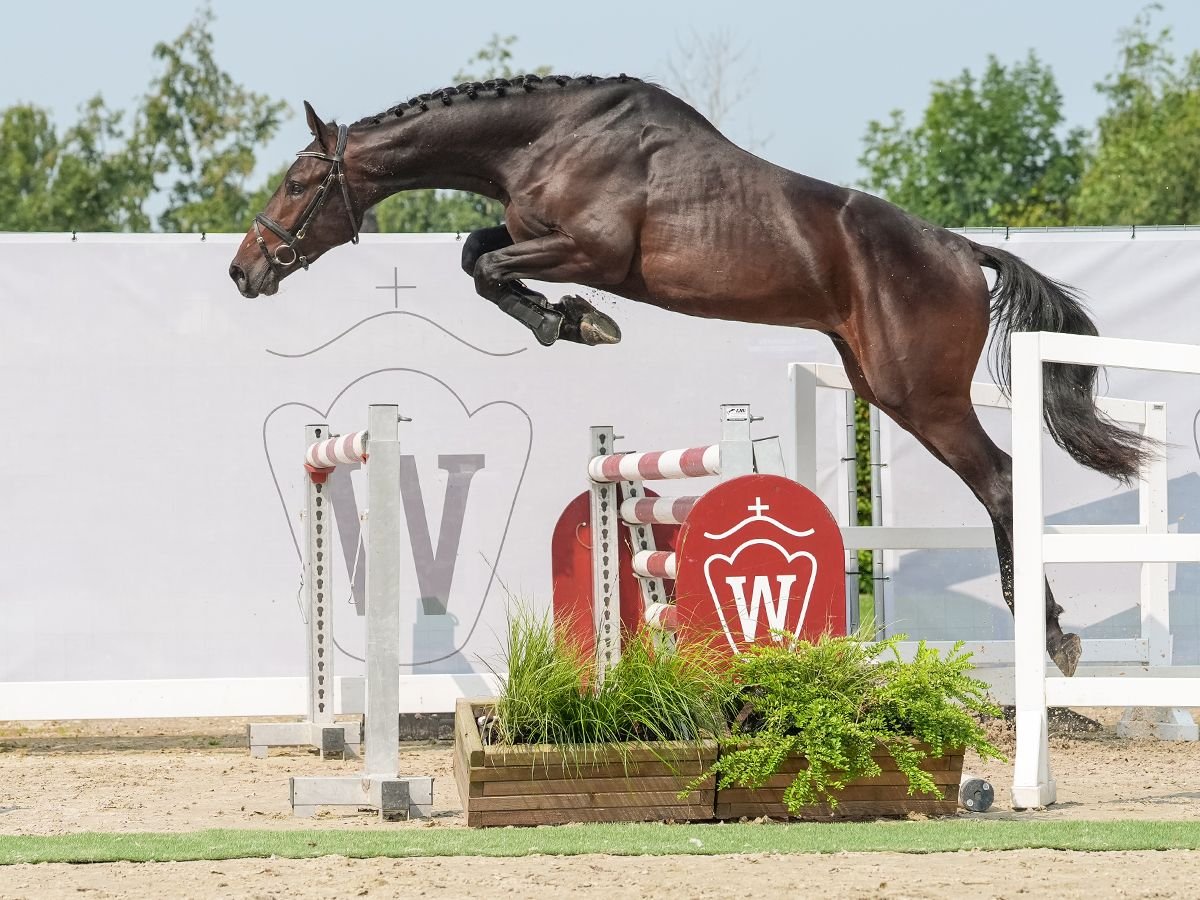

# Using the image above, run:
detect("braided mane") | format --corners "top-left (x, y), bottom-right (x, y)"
top-left (350, 74), bottom-right (641, 128)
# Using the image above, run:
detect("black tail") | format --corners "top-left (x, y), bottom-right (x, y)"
top-left (972, 241), bottom-right (1151, 483)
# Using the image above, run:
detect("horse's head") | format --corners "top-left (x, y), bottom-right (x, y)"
top-left (230, 102), bottom-right (363, 298)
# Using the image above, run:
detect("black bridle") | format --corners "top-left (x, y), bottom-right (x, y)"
top-left (254, 123), bottom-right (359, 271)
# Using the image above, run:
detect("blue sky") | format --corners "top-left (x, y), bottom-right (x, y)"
top-left (3, 0), bottom-right (1198, 189)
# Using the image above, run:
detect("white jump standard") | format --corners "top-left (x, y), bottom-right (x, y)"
top-left (246, 423), bottom-right (364, 760)
top-left (586, 403), bottom-right (787, 677)
top-left (276, 405), bottom-right (433, 819)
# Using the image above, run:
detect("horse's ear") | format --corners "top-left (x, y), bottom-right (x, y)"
top-left (303, 100), bottom-right (333, 151)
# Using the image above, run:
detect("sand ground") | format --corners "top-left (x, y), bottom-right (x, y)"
top-left (2, 711), bottom-right (1199, 898)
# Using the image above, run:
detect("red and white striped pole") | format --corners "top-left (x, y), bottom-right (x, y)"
top-left (588, 445), bottom-right (720, 483)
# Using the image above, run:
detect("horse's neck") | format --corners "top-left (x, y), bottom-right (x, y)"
top-left (356, 103), bottom-right (543, 204)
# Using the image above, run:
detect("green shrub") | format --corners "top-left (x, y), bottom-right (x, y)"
top-left (697, 632), bottom-right (1004, 812)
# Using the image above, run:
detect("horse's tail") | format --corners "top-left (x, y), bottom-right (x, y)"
top-left (971, 240), bottom-right (1151, 483)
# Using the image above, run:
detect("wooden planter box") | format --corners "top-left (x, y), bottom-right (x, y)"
top-left (713, 744), bottom-right (964, 820)
top-left (454, 699), bottom-right (717, 827)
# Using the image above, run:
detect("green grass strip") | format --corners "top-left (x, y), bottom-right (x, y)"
top-left (4, 821), bottom-right (1200, 865)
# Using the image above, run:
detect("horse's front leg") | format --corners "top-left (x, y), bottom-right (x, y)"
top-left (461, 226), bottom-right (560, 343)
top-left (463, 227), bottom-right (623, 347)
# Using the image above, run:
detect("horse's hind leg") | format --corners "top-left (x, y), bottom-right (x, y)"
top-left (831, 336), bottom-right (1083, 676)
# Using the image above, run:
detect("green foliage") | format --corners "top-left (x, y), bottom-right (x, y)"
top-left (859, 52), bottom-right (1087, 227)
top-left (0, 3), bottom-right (288, 232)
top-left (0, 100), bottom-right (153, 231)
top-left (494, 608), bottom-right (735, 749)
top-left (374, 190), bottom-right (503, 234)
top-left (1074, 6), bottom-right (1200, 224)
top-left (453, 33), bottom-right (553, 83)
top-left (699, 633), bottom-right (1003, 812)
top-left (497, 613), bottom-right (1002, 813)
top-left (140, 5), bottom-right (290, 232)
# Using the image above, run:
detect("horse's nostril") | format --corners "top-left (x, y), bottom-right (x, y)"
top-left (229, 263), bottom-right (246, 285)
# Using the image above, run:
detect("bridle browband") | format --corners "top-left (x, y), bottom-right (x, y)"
top-left (254, 123), bottom-right (359, 271)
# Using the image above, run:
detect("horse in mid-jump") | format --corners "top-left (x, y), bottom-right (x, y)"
top-left (229, 74), bottom-right (1149, 676)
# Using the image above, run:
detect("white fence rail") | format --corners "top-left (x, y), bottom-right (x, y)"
top-left (788, 362), bottom-right (1172, 678)
top-left (1011, 332), bottom-right (1200, 809)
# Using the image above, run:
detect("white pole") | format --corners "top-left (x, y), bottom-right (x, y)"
top-left (305, 423), bottom-right (335, 728)
top-left (788, 364), bottom-right (819, 491)
top-left (364, 404), bottom-right (402, 776)
top-left (589, 426), bottom-right (620, 684)
top-left (1011, 333), bottom-right (1055, 809)
top-left (1139, 401), bottom-right (1171, 667)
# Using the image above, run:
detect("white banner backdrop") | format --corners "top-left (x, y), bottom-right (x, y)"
top-left (8, 228), bottom-right (1200, 718)
top-left (0, 233), bottom-right (839, 717)
top-left (882, 228), bottom-right (1200, 665)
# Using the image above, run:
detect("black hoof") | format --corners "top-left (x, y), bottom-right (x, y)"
top-left (556, 295), bottom-right (622, 346)
top-left (1049, 632), bottom-right (1082, 677)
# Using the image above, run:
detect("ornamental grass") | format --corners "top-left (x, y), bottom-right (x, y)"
top-left (492, 607), bottom-right (736, 748)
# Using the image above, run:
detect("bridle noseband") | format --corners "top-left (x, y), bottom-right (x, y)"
top-left (254, 123), bottom-right (359, 271)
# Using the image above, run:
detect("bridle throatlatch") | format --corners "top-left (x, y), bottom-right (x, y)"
top-left (254, 123), bottom-right (359, 271)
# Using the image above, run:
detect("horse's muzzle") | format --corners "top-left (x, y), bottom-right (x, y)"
top-left (229, 262), bottom-right (278, 298)
top-left (229, 263), bottom-right (253, 297)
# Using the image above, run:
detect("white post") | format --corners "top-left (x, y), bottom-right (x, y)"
top-left (305, 423), bottom-right (335, 728)
top-left (289, 405), bottom-right (434, 819)
top-left (869, 405), bottom-right (885, 634)
top-left (365, 404), bottom-right (402, 777)
top-left (1011, 332), bottom-right (1055, 809)
top-left (589, 426), bottom-right (621, 683)
top-left (1139, 401), bottom-right (1171, 668)
top-left (621, 478), bottom-right (669, 629)
top-left (720, 403), bottom-right (755, 478)
top-left (789, 364), bottom-right (819, 490)
top-left (845, 390), bottom-right (862, 633)
top-left (247, 423), bottom-right (362, 759)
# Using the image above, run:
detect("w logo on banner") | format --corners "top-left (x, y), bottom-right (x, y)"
top-left (723, 572), bottom-right (804, 642)
top-left (673, 475), bottom-right (847, 654)
top-left (703, 543), bottom-right (818, 651)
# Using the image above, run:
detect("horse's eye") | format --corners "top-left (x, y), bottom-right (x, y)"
top-left (287, 180), bottom-right (305, 197)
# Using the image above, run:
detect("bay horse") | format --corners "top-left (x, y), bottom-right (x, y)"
top-left (230, 75), bottom-right (1149, 676)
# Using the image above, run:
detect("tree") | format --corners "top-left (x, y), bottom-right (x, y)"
top-left (0, 3), bottom-right (288, 233)
top-left (1073, 6), bottom-right (1200, 224)
top-left (0, 99), bottom-right (154, 232)
top-left (138, 5), bottom-right (290, 232)
top-left (374, 190), bottom-right (504, 234)
top-left (453, 34), bottom-right (551, 84)
top-left (663, 28), bottom-right (771, 150)
top-left (858, 53), bottom-right (1087, 227)
top-left (665, 29), bottom-right (750, 129)
top-left (371, 33), bottom-right (551, 234)
top-left (0, 105), bottom-right (61, 230)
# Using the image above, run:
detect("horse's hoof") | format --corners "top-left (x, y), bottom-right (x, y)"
top-left (556, 295), bottom-right (622, 346)
top-left (1049, 633), bottom-right (1082, 677)
top-left (579, 314), bottom-right (622, 345)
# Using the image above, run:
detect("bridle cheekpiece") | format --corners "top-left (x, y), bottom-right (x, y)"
top-left (254, 123), bottom-right (359, 271)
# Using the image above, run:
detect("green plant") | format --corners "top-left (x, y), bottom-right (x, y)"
top-left (493, 607), bottom-right (735, 749)
top-left (697, 632), bottom-right (1003, 812)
